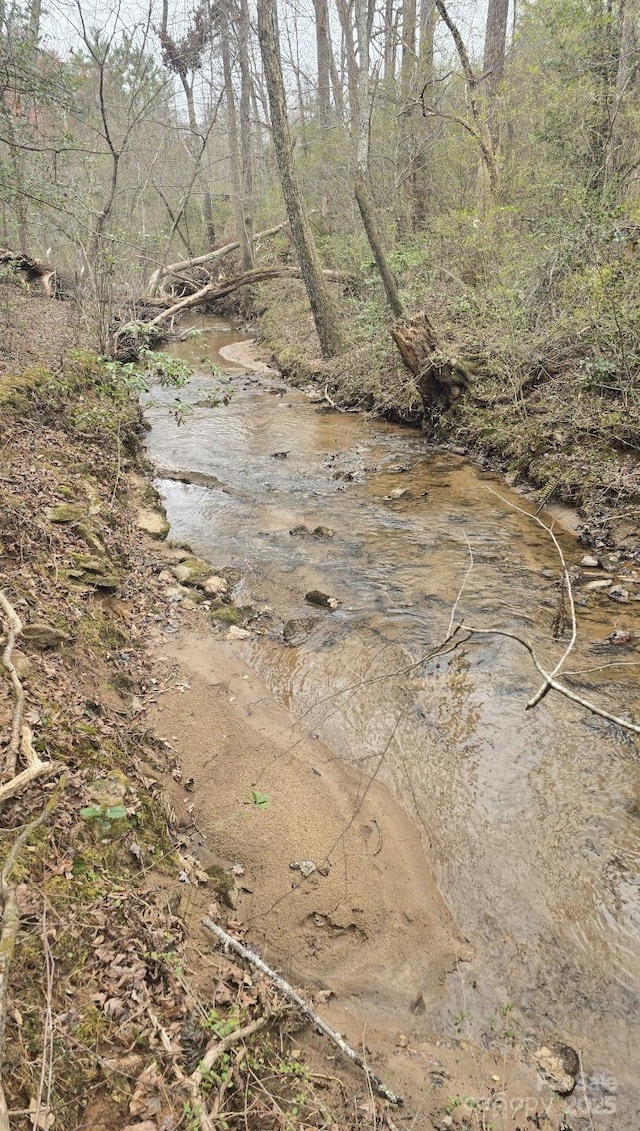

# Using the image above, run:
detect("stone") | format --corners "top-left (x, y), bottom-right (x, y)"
top-left (48, 503), bottom-right (85, 523)
top-left (290, 525), bottom-right (310, 536)
top-left (226, 625), bottom-right (251, 640)
top-left (91, 575), bottom-right (120, 592)
top-left (136, 508), bottom-right (169, 539)
top-left (158, 569), bottom-right (174, 584)
top-left (172, 556), bottom-right (212, 587)
top-left (581, 554), bottom-right (599, 568)
top-left (22, 622), bottom-right (71, 648)
top-left (383, 488), bottom-right (411, 500)
top-left (311, 526), bottom-right (334, 538)
top-left (584, 578), bottom-right (613, 590)
top-left (202, 575), bottom-right (228, 597)
top-left (533, 1045), bottom-right (576, 1095)
top-left (305, 590), bottom-right (340, 610)
top-left (306, 389), bottom-right (324, 403)
top-left (608, 585), bottom-right (629, 602)
top-left (1, 649), bottom-right (32, 680)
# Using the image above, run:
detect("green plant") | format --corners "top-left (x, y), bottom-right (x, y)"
top-left (79, 803), bottom-right (128, 836)
top-left (247, 790), bottom-right (270, 810)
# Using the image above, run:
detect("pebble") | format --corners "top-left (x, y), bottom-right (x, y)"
top-left (584, 578), bottom-right (613, 590)
top-left (226, 625), bottom-right (251, 640)
top-left (581, 554), bottom-right (599, 568)
top-left (202, 575), bottom-right (228, 597)
top-left (608, 585), bottom-right (629, 602)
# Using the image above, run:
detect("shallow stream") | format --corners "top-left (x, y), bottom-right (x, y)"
top-left (146, 317), bottom-right (640, 1127)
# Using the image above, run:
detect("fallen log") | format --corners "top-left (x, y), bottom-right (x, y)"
top-left (147, 220), bottom-right (289, 297)
top-left (144, 265), bottom-right (348, 329)
top-left (0, 248), bottom-right (56, 297)
top-left (390, 311), bottom-right (473, 418)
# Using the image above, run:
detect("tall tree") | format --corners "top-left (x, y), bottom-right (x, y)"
top-left (217, 0), bottom-right (251, 269)
top-left (256, 0), bottom-right (343, 357)
top-left (483, 0), bottom-right (509, 145)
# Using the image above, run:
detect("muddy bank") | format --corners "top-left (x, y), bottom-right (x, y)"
top-left (255, 279), bottom-right (640, 559)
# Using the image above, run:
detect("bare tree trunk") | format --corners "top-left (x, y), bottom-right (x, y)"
top-left (353, 0), bottom-right (405, 316)
top-left (384, 0), bottom-right (396, 80)
top-left (29, 0), bottom-right (41, 39)
top-left (313, 0), bottom-right (332, 126)
top-left (402, 0), bottom-right (417, 90)
top-left (434, 0), bottom-right (499, 196)
top-left (219, 3), bottom-right (251, 270)
top-left (257, 0), bottom-right (344, 358)
top-left (483, 0), bottom-right (509, 146)
top-left (412, 0), bottom-right (438, 224)
top-left (335, 0), bottom-right (361, 129)
top-left (183, 80), bottom-right (216, 249)
top-left (616, 0), bottom-right (639, 96)
top-left (238, 0), bottom-right (255, 267)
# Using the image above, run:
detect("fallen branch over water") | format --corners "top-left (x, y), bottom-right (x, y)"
top-left (147, 220), bottom-right (290, 297)
top-left (202, 917), bottom-right (402, 1106)
top-left (144, 265), bottom-right (348, 330)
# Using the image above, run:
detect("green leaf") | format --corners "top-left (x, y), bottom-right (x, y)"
top-left (79, 805), bottom-right (102, 819)
top-left (105, 805), bottom-right (127, 820)
top-left (249, 790), bottom-right (270, 810)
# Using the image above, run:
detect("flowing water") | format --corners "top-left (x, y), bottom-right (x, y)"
top-left (146, 317), bottom-right (640, 1127)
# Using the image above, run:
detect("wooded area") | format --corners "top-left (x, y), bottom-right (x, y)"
top-left (2, 0), bottom-right (638, 388)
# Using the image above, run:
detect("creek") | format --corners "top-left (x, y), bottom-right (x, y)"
top-left (145, 316), bottom-right (640, 1128)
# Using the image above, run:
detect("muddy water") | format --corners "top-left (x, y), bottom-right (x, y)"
top-left (146, 317), bottom-right (640, 1127)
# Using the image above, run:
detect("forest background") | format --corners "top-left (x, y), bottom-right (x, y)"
top-left (2, 0), bottom-right (640, 529)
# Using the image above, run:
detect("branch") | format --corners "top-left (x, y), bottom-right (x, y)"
top-left (1, 591), bottom-right (56, 799)
top-left (461, 625), bottom-right (640, 735)
top-left (148, 220), bottom-right (290, 296)
top-left (142, 266), bottom-right (347, 330)
top-left (202, 918), bottom-right (402, 1105)
top-left (484, 487), bottom-right (577, 707)
top-left (0, 784), bottom-right (66, 1128)
top-left (0, 592), bottom-right (24, 776)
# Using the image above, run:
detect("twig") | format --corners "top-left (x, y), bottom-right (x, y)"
top-left (202, 918), bottom-right (402, 1105)
top-left (0, 783), bottom-right (66, 1130)
top-left (0, 591), bottom-right (24, 776)
top-left (462, 625), bottom-right (640, 734)
top-left (484, 487), bottom-right (577, 706)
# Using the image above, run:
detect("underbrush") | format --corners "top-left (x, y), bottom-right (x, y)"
top-left (259, 201), bottom-right (640, 550)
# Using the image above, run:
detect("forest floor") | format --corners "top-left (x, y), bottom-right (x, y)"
top-left (0, 283), bottom-right (581, 1131)
top-left (256, 277), bottom-right (640, 562)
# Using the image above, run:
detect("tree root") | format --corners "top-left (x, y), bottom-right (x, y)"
top-left (0, 592), bottom-right (53, 800)
top-left (202, 917), bottom-right (402, 1106)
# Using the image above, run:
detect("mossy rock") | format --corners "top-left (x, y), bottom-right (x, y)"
top-left (49, 503), bottom-right (86, 523)
top-left (173, 556), bottom-right (212, 587)
top-left (210, 605), bottom-right (253, 627)
top-left (206, 864), bottom-right (239, 909)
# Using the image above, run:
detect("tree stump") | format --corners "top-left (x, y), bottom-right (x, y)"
top-left (390, 312), bottom-right (472, 420)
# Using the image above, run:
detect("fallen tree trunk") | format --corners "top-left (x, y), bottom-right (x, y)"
top-left (390, 311), bottom-right (473, 419)
top-left (147, 220), bottom-right (289, 297)
top-left (0, 248), bottom-right (56, 296)
top-left (144, 265), bottom-right (347, 329)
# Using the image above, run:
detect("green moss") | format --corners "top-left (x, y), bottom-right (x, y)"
top-left (210, 605), bottom-right (253, 627)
